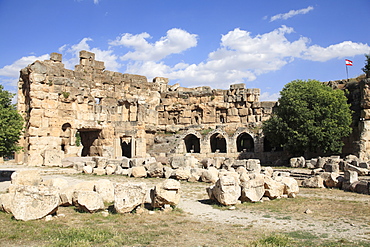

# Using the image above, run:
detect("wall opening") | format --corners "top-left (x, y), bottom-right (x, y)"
top-left (61, 123), bottom-right (71, 154)
top-left (210, 133), bottom-right (227, 153)
top-left (220, 115), bottom-right (225, 123)
top-left (79, 130), bottom-right (101, 156)
top-left (121, 136), bottom-right (132, 158)
top-left (237, 133), bottom-right (254, 152)
top-left (184, 134), bottom-right (200, 153)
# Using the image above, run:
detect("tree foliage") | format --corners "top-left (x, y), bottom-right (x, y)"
top-left (362, 53), bottom-right (370, 78)
top-left (262, 79), bottom-right (352, 156)
top-left (0, 85), bottom-right (24, 157)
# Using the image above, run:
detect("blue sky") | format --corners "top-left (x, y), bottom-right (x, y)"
top-left (0, 0), bottom-right (369, 101)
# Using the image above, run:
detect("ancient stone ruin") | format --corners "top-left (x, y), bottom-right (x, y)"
top-left (15, 50), bottom-right (282, 166)
top-left (15, 50), bottom-right (370, 167)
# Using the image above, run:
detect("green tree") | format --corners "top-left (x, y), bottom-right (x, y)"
top-left (0, 85), bottom-right (24, 157)
top-left (362, 53), bottom-right (370, 78)
top-left (262, 79), bottom-right (352, 156)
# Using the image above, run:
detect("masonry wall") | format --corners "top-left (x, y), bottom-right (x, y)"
top-left (15, 51), bottom-right (285, 166)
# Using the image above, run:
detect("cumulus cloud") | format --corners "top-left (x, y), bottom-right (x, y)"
top-left (270, 6), bottom-right (314, 22)
top-left (1, 26), bottom-right (369, 97)
top-left (60, 38), bottom-right (121, 71)
top-left (260, 92), bottom-right (280, 101)
top-left (123, 26), bottom-right (307, 87)
top-left (118, 26), bottom-right (369, 88)
top-left (0, 54), bottom-right (49, 78)
top-left (110, 28), bottom-right (198, 61)
top-left (302, 41), bottom-right (370, 62)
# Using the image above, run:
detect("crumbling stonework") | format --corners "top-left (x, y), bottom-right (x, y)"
top-left (16, 51), bottom-right (279, 166)
top-left (16, 51), bottom-right (370, 166)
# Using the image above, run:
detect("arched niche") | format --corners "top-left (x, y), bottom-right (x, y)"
top-left (236, 133), bottom-right (254, 152)
top-left (61, 123), bottom-right (72, 153)
top-left (210, 133), bottom-right (227, 153)
top-left (184, 134), bottom-right (200, 153)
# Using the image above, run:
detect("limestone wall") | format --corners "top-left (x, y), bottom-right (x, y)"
top-left (15, 50), bottom-right (280, 166)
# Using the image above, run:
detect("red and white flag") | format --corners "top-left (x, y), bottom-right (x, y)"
top-left (345, 59), bottom-right (353, 66)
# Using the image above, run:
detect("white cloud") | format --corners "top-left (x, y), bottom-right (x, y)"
top-left (260, 92), bottom-right (280, 101)
top-left (0, 54), bottom-right (49, 78)
top-left (270, 6), bottom-right (314, 22)
top-left (94, 0), bottom-right (99, 4)
top-left (110, 28), bottom-right (198, 61)
top-left (302, 41), bottom-right (370, 62)
top-left (1, 26), bottom-right (369, 96)
top-left (123, 26), bottom-right (308, 87)
top-left (119, 26), bottom-right (370, 89)
top-left (60, 38), bottom-right (121, 71)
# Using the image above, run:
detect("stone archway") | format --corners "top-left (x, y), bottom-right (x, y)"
top-left (78, 129), bottom-right (101, 156)
top-left (184, 134), bottom-right (200, 153)
top-left (236, 133), bottom-right (254, 152)
top-left (210, 133), bottom-right (227, 153)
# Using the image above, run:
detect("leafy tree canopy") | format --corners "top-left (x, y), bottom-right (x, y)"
top-left (262, 79), bottom-right (352, 156)
top-left (362, 53), bottom-right (370, 78)
top-left (0, 85), bottom-right (24, 157)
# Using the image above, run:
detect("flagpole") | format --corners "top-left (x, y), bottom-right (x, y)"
top-left (346, 64), bottom-right (349, 81)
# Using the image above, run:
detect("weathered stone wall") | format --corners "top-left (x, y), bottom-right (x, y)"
top-left (16, 51), bottom-right (281, 166)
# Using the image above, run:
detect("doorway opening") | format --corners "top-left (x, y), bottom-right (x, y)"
top-left (236, 133), bottom-right (254, 152)
top-left (210, 133), bottom-right (227, 153)
top-left (184, 134), bottom-right (200, 153)
top-left (79, 130), bottom-right (101, 156)
top-left (121, 136), bottom-right (132, 158)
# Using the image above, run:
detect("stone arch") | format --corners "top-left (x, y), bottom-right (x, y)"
top-left (184, 134), bottom-right (200, 153)
top-left (236, 132), bottom-right (254, 152)
top-left (210, 133), bottom-right (227, 153)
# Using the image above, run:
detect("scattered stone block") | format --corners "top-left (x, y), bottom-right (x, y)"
top-left (210, 175), bottom-right (241, 206)
top-left (131, 166), bottom-right (147, 178)
top-left (11, 185), bottom-right (60, 221)
top-left (94, 179), bottom-right (114, 203)
top-left (240, 173), bottom-right (265, 202)
top-left (73, 191), bottom-right (105, 213)
top-left (301, 175), bottom-right (325, 188)
top-left (11, 170), bottom-right (42, 186)
top-left (151, 179), bottom-right (181, 208)
top-left (114, 182), bottom-right (147, 213)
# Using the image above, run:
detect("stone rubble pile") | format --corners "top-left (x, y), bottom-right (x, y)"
top-left (206, 160), bottom-right (299, 206)
top-left (290, 155), bottom-right (370, 194)
top-left (65, 155), bottom-right (290, 186)
top-left (0, 170), bottom-right (181, 221)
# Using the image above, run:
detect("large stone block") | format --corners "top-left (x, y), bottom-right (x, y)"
top-left (43, 149), bottom-right (63, 167)
top-left (210, 175), bottom-right (241, 206)
top-left (151, 179), bottom-right (181, 208)
top-left (73, 191), bottom-right (104, 213)
top-left (11, 170), bottom-right (42, 186)
top-left (240, 174), bottom-right (265, 202)
top-left (11, 185), bottom-right (60, 221)
top-left (114, 182), bottom-right (147, 213)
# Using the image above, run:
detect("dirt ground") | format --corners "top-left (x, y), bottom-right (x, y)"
top-left (1, 162), bottom-right (370, 244)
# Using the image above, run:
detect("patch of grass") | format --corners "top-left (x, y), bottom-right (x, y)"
top-left (256, 233), bottom-right (291, 246)
top-left (276, 216), bottom-right (292, 220)
top-left (45, 227), bottom-right (116, 247)
top-left (286, 230), bottom-right (318, 240)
